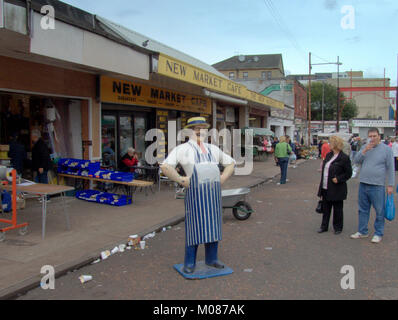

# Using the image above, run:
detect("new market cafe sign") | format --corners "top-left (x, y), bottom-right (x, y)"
top-left (101, 76), bottom-right (212, 114)
top-left (157, 54), bottom-right (284, 110)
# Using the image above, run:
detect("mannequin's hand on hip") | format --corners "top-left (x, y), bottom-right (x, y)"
top-left (180, 177), bottom-right (190, 188)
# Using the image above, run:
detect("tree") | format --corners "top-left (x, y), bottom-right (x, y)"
top-left (340, 99), bottom-right (359, 120)
top-left (307, 82), bottom-right (358, 121)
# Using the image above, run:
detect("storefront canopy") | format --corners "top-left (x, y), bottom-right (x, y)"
top-left (242, 127), bottom-right (274, 137)
top-left (96, 16), bottom-right (284, 110)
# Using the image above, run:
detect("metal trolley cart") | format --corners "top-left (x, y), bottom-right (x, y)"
top-left (176, 187), bottom-right (254, 221)
top-left (221, 188), bottom-right (253, 220)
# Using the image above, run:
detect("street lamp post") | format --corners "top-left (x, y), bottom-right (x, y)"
top-left (336, 56), bottom-right (340, 132)
top-left (322, 81), bottom-right (325, 132)
top-left (308, 52), bottom-right (312, 146)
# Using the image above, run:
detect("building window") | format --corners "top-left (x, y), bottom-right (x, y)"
top-left (229, 72), bottom-right (235, 79)
top-left (243, 72), bottom-right (248, 79)
top-left (267, 71), bottom-right (272, 80)
top-left (261, 71), bottom-right (267, 79)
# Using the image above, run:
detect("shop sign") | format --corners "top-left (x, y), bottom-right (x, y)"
top-left (0, 0), bottom-right (4, 28)
top-left (249, 107), bottom-right (268, 116)
top-left (270, 107), bottom-right (294, 120)
top-left (157, 54), bottom-right (284, 110)
top-left (351, 119), bottom-right (395, 128)
top-left (101, 76), bottom-right (212, 114)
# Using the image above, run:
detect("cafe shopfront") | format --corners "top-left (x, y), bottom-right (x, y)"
top-left (100, 76), bottom-right (212, 167)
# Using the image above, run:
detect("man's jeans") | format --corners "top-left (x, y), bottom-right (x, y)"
top-left (350, 150), bottom-right (357, 162)
top-left (358, 183), bottom-right (385, 236)
top-left (278, 157), bottom-right (289, 184)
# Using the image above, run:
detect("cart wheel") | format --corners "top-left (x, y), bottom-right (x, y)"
top-left (233, 201), bottom-right (253, 220)
top-left (18, 226), bottom-right (28, 236)
top-left (0, 232), bottom-right (5, 242)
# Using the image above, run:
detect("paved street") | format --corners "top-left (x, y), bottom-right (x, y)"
top-left (17, 159), bottom-right (398, 300)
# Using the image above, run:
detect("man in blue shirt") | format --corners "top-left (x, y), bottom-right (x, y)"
top-left (351, 128), bottom-right (394, 243)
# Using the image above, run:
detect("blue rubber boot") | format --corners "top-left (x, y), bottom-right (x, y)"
top-left (205, 242), bottom-right (224, 269)
top-left (184, 244), bottom-right (198, 274)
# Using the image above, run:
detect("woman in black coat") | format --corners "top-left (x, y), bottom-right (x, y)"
top-left (317, 135), bottom-right (352, 234)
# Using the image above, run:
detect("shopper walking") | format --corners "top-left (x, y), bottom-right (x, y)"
top-left (274, 136), bottom-right (292, 185)
top-left (351, 128), bottom-right (395, 243)
top-left (317, 136), bottom-right (352, 234)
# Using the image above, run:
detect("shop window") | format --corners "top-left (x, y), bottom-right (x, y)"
top-left (0, 94), bottom-right (82, 178)
top-left (134, 116), bottom-right (146, 161)
top-left (42, 99), bottom-right (82, 159)
top-left (119, 115), bottom-right (133, 157)
top-left (101, 114), bottom-right (117, 168)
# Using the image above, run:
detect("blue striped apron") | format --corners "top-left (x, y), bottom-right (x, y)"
top-left (185, 142), bottom-right (222, 246)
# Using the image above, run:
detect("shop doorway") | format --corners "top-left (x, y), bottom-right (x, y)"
top-left (0, 91), bottom-right (83, 178)
top-left (101, 111), bottom-right (149, 169)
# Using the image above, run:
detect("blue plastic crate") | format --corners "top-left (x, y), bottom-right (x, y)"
top-left (58, 158), bottom-right (101, 175)
top-left (75, 189), bottom-right (132, 206)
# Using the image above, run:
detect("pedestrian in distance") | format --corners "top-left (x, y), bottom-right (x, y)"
top-left (286, 136), bottom-right (297, 168)
top-left (274, 136), bottom-right (292, 185)
top-left (318, 140), bottom-right (323, 158)
top-left (8, 131), bottom-right (27, 176)
top-left (350, 136), bottom-right (362, 178)
top-left (351, 128), bottom-right (395, 243)
top-left (392, 137), bottom-right (398, 171)
top-left (317, 135), bottom-right (352, 234)
top-left (272, 136), bottom-right (279, 166)
top-left (31, 129), bottom-right (51, 184)
top-left (318, 139), bottom-right (331, 171)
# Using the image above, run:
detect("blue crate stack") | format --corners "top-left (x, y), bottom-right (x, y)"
top-left (58, 158), bottom-right (134, 182)
top-left (75, 190), bottom-right (132, 206)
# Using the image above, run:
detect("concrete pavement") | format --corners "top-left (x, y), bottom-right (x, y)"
top-left (17, 158), bottom-right (398, 300)
top-left (0, 156), bottom-right (304, 299)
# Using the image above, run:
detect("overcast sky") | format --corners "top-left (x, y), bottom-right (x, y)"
top-left (61, 0), bottom-right (398, 87)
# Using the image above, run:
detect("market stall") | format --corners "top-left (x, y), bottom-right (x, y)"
top-left (241, 127), bottom-right (274, 160)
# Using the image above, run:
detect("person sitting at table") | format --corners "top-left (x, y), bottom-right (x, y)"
top-left (119, 147), bottom-right (139, 177)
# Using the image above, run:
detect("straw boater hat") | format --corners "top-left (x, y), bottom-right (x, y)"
top-left (184, 117), bottom-right (210, 129)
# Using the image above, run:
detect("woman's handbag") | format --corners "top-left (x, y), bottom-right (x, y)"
top-left (316, 200), bottom-right (323, 214)
top-left (286, 143), bottom-right (292, 155)
top-left (385, 194), bottom-right (395, 221)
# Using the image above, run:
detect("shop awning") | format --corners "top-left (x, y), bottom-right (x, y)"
top-left (242, 127), bottom-right (274, 136)
top-left (96, 16), bottom-right (284, 110)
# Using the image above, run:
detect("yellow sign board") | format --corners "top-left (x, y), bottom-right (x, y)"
top-left (100, 76), bottom-right (212, 114)
top-left (157, 54), bottom-right (284, 110)
top-left (247, 90), bottom-right (284, 109)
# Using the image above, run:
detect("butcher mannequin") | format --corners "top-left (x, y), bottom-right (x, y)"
top-left (161, 117), bottom-right (235, 274)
